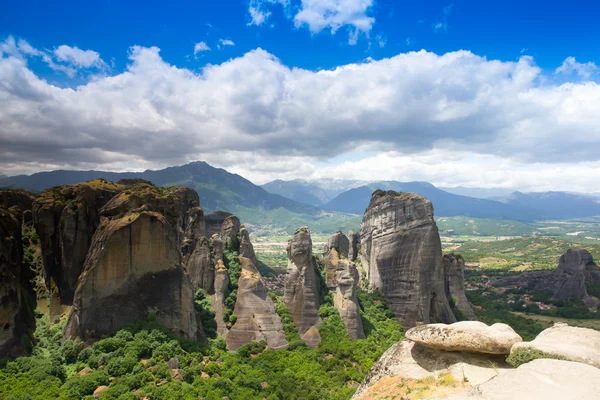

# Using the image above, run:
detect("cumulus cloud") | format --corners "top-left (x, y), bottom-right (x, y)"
top-left (555, 56), bottom-right (598, 80)
top-left (294, 0), bottom-right (375, 44)
top-left (2, 40), bottom-right (600, 191)
top-left (247, 0), bottom-right (288, 26)
top-left (54, 45), bottom-right (104, 68)
top-left (193, 41), bottom-right (211, 54)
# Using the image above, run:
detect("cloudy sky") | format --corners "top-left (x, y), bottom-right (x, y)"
top-left (1, 0), bottom-right (600, 191)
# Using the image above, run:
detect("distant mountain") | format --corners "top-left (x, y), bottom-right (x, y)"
top-left (0, 161), bottom-right (318, 215)
top-left (502, 191), bottom-right (600, 219)
top-left (322, 182), bottom-right (528, 219)
top-left (261, 178), bottom-right (370, 206)
top-left (439, 186), bottom-right (514, 199)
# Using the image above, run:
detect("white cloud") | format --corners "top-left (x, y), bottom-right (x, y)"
top-left (193, 41), bottom-right (211, 54)
top-left (2, 42), bottom-right (600, 191)
top-left (217, 39), bottom-right (235, 50)
top-left (294, 0), bottom-right (375, 44)
top-left (54, 45), bottom-right (104, 68)
top-left (247, 0), bottom-right (288, 26)
top-left (433, 4), bottom-right (453, 33)
top-left (375, 34), bottom-right (386, 48)
top-left (555, 56), bottom-right (598, 80)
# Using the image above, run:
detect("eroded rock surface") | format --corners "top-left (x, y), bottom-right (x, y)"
top-left (360, 190), bottom-right (456, 328)
top-left (406, 321), bottom-right (522, 354)
top-left (442, 359), bottom-right (600, 400)
top-left (32, 180), bottom-right (124, 304)
top-left (226, 229), bottom-right (288, 350)
top-left (181, 207), bottom-right (213, 294)
top-left (352, 339), bottom-right (510, 399)
top-left (324, 231), bottom-right (349, 258)
top-left (444, 254), bottom-right (477, 320)
top-left (494, 248), bottom-right (600, 310)
top-left (0, 190), bottom-right (35, 213)
top-left (204, 211), bottom-right (233, 238)
top-left (348, 231), bottom-right (359, 261)
top-left (220, 215), bottom-right (240, 246)
top-left (211, 234), bottom-right (229, 336)
top-left (511, 323), bottom-right (600, 368)
top-left (0, 207), bottom-right (36, 358)
top-left (284, 227), bottom-right (321, 348)
top-left (64, 208), bottom-right (203, 341)
top-left (324, 232), bottom-right (364, 340)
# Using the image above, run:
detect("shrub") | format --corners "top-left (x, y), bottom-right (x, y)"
top-left (506, 347), bottom-right (566, 367)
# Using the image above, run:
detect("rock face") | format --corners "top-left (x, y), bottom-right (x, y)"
top-left (220, 215), bottom-right (240, 246)
top-left (493, 248), bottom-right (600, 309)
top-left (406, 321), bottom-right (522, 355)
top-left (226, 228), bottom-right (288, 350)
top-left (360, 190), bottom-right (456, 328)
top-left (347, 231), bottom-right (359, 261)
top-left (0, 190), bottom-right (35, 213)
top-left (511, 323), bottom-right (600, 368)
top-left (284, 227), bottom-right (321, 348)
top-left (0, 207), bottom-right (36, 358)
top-left (64, 186), bottom-right (204, 341)
top-left (324, 231), bottom-right (349, 258)
top-left (32, 180), bottom-right (124, 304)
top-left (324, 232), bottom-right (365, 340)
top-left (204, 211), bottom-right (233, 238)
top-left (181, 207), bottom-right (213, 294)
top-left (444, 254), bottom-right (477, 320)
top-left (352, 339), bottom-right (511, 399)
top-left (443, 359), bottom-right (600, 400)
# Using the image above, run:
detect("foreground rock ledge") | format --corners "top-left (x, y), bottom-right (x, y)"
top-left (511, 323), bottom-right (600, 368)
top-left (406, 321), bottom-right (522, 355)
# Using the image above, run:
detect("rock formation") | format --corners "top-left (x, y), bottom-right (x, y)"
top-left (32, 180), bottom-right (124, 304)
top-left (204, 211), bottom-right (233, 237)
top-left (359, 190), bottom-right (456, 328)
top-left (493, 248), bottom-right (600, 310)
top-left (324, 232), bottom-right (365, 340)
top-left (220, 215), bottom-right (241, 247)
top-left (181, 207), bottom-right (213, 294)
top-left (226, 228), bottom-right (288, 350)
top-left (64, 185), bottom-right (204, 342)
top-left (347, 231), bottom-right (359, 261)
top-left (284, 227), bottom-right (321, 348)
top-left (444, 359), bottom-right (600, 400)
top-left (511, 323), bottom-right (600, 368)
top-left (443, 254), bottom-right (477, 320)
top-left (406, 321), bottom-right (522, 354)
top-left (0, 207), bottom-right (36, 358)
top-left (0, 189), bottom-right (34, 213)
top-left (323, 231), bottom-right (349, 258)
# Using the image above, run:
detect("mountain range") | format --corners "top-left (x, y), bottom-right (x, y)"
top-left (3, 162), bottom-right (600, 230)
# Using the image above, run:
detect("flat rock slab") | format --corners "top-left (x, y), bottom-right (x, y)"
top-left (352, 339), bottom-right (511, 399)
top-left (442, 359), bottom-right (600, 400)
top-left (406, 321), bottom-right (522, 354)
top-left (511, 323), bottom-right (600, 368)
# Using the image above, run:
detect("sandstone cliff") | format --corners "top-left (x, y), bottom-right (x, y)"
top-left (360, 190), bottom-right (456, 328)
top-left (220, 215), bottom-right (240, 247)
top-left (204, 211), bottom-right (233, 237)
top-left (64, 210), bottom-right (203, 341)
top-left (324, 231), bottom-right (365, 339)
top-left (443, 254), bottom-right (477, 320)
top-left (284, 227), bottom-right (321, 348)
top-left (32, 180), bottom-right (124, 304)
top-left (494, 248), bottom-right (600, 310)
top-left (226, 228), bottom-right (288, 350)
top-left (0, 207), bottom-right (36, 358)
top-left (181, 207), bottom-right (213, 294)
top-left (0, 189), bottom-right (34, 213)
top-left (348, 231), bottom-right (360, 261)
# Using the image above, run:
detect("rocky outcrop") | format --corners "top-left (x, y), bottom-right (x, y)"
top-left (406, 321), bottom-right (522, 354)
top-left (443, 359), bottom-right (600, 400)
top-left (324, 231), bottom-right (349, 258)
top-left (100, 183), bottom-right (199, 246)
top-left (324, 232), bottom-right (364, 340)
top-left (181, 207), bottom-right (213, 294)
top-left (510, 323), bottom-right (600, 368)
top-left (220, 215), bottom-right (240, 246)
top-left (493, 248), bottom-right (600, 310)
top-left (226, 228), bottom-right (288, 350)
top-left (348, 231), bottom-right (359, 261)
top-left (284, 227), bottom-right (321, 348)
top-left (211, 234), bottom-right (229, 336)
top-left (64, 192), bottom-right (204, 341)
top-left (444, 254), bottom-right (477, 320)
top-left (360, 190), bottom-right (456, 328)
top-left (0, 190), bottom-right (35, 213)
top-left (353, 339), bottom-right (511, 399)
top-left (0, 207), bottom-right (36, 358)
top-left (32, 180), bottom-right (124, 304)
top-left (204, 211), bottom-right (233, 238)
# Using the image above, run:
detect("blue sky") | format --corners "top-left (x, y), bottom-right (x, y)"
top-left (1, 1), bottom-right (600, 191)
top-left (2, 0), bottom-right (598, 78)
